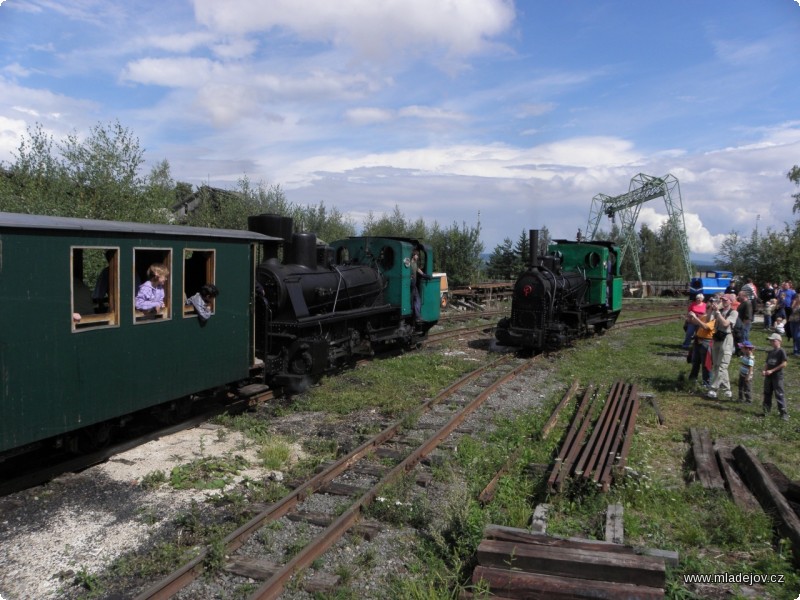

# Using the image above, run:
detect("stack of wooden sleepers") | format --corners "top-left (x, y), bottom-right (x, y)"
top-left (548, 381), bottom-right (640, 493)
top-left (471, 522), bottom-right (673, 599)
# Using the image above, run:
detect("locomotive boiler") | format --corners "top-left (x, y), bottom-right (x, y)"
top-left (249, 214), bottom-right (440, 390)
top-left (495, 230), bottom-right (622, 352)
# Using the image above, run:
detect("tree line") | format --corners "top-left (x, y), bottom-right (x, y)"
top-left (0, 121), bottom-right (483, 287)
top-left (2, 120), bottom-right (799, 288)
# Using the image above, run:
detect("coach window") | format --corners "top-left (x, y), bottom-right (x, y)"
top-left (183, 249), bottom-right (216, 317)
top-left (71, 247), bottom-right (120, 331)
top-left (134, 248), bottom-right (172, 323)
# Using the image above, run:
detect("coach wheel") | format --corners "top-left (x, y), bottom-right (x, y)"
top-left (76, 422), bottom-right (114, 452)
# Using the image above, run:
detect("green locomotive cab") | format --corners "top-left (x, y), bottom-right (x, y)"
top-left (549, 240), bottom-right (623, 316)
top-left (331, 236), bottom-right (440, 332)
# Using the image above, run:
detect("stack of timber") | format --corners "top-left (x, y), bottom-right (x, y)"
top-left (548, 381), bottom-right (640, 493)
top-left (690, 432), bottom-right (800, 568)
top-left (733, 445), bottom-right (800, 568)
top-left (450, 282), bottom-right (513, 306)
top-left (472, 523), bottom-right (671, 599)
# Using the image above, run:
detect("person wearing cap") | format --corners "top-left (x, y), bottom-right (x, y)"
top-left (688, 302), bottom-right (716, 389)
top-left (707, 294), bottom-right (738, 399)
top-left (736, 341), bottom-right (755, 404)
top-left (762, 332), bottom-right (789, 420)
top-left (682, 293), bottom-right (706, 349)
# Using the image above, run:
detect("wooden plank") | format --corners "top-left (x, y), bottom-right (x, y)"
top-left (714, 441), bottom-right (760, 512)
top-left (575, 382), bottom-right (623, 481)
top-left (597, 385), bottom-right (635, 488)
top-left (318, 481), bottom-right (368, 496)
top-left (606, 503), bottom-right (624, 544)
top-left (733, 445), bottom-right (800, 567)
top-left (541, 380), bottom-right (580, 439)
top-left (285, 511), bottom-right (383, 540)
top-left (611, 387), bottom-right (640, 485)
top-left (225, 557), bottom-right (340, 592)
top-left (689, 428), bottom-right (725, 490)
top-left (763, 462), bottom-right (793, 497)
top-left (483, 525), bottom-right (678, 566)
top-left (547, 385), bottom-right (595, 491)
top-left (473, 565), bottom-right (664, 599)
top-left (551, 387), bottom-right (600, 492)
top-left (789, 481), bottom-right (800, 503)
top-left (477, 539), bottom-right (666, 588)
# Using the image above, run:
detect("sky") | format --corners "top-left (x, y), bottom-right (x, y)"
top-left (1, 0), bottom-right (800, 260)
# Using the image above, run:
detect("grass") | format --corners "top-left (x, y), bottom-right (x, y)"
top-left (319, 308), bottom-right (800, 599)
top-left (63, 303), bottom-right (800, 599)
top-left (296, 351), bottom-right (483, 416)
top-left (538, 317), bottom-right (800, 599)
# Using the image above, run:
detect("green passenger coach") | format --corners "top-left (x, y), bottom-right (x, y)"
top-left (0, 212), bottom-right (278, 458)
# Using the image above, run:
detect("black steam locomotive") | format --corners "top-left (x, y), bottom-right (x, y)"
top-left (495, 230), bottom-right (622, 351)
top-left (249, 214), bottom-right (441, 390)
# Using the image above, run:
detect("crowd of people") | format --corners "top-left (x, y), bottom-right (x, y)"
top-left (683, 280), bottom-right (792, 421)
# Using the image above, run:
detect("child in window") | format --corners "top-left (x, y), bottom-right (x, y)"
top-left (136, 263), bottom-right (169, 313)
top-left (186, 283), bottom-right (219, 322)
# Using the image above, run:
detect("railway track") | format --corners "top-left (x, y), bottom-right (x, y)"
top-left (134, 354), bottom-right (538, 599)
top-left (0, 314), bottom-right (666, 498)
top-left (0, 303), bottom-right (685, 599)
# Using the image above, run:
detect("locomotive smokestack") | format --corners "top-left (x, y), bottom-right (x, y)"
top-left (529, 229), bottom-right (540, 267)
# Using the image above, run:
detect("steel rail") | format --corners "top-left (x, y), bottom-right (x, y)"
top-left (134, 354), bottom-right (515, 600)
top-left (248, 356), bottom-right (538, 600)
top-left (426, 322), bottom-right (494, 343)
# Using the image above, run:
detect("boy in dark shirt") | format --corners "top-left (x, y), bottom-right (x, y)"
top-left (762, 333), bottom-right (789, 420)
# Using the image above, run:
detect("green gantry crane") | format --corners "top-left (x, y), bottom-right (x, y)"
top-left (584, 173), bottom-right (692, 283)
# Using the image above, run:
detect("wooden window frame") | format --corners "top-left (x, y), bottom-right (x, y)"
top-left (71, 246), bottom-right (120, 332)
top-left (133, 247), bottom-right (173, 324)
top-left (182, 248), bottom-right (217, 318)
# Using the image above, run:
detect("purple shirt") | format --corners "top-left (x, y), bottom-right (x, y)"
top-left (136, 280), bottom-right (165, 311)
top-left (780, 288), bottom-right (796, 309)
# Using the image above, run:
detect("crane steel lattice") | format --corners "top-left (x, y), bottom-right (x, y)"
top-left (585, 173), bottom-right (692, 283)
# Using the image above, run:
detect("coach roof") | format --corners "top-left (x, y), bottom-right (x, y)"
top-left (0, 211), bottom-right (282, 242)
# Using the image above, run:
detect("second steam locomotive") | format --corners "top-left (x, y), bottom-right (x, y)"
top-left (495, 230), bottom-right (622, 351)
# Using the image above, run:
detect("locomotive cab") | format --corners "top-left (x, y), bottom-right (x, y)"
top-left (496, 229), bottom-right (622, 352)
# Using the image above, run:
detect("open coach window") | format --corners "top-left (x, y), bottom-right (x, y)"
top-left (134, 248), bottom-right (172, 323)
top-left (71, 247), bottom-right (120, 331)
top-left (183, 249), bottom-right (216, 317)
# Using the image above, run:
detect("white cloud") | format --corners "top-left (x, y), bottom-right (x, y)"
top-left (2, 63), bottom-right (32, 78)
top-left (122, 57), bottom-right (218, 87)
top-left (345, 107), bottom-right (393, 125)
top-left (191, 0), bottom-right (515, 61)
top-left (0, 115), bottom-right (29, 159)
top-left (139, 31), bottom-right (217, 54)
